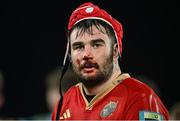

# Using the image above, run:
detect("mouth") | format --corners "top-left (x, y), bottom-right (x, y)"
top-left (82, 67), bottom-right (96, 72)
top-left (80, 62), bottom-right (98, 73)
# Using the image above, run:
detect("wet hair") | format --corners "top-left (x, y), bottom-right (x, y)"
top-left (68, 19), bottom-right (117, 47)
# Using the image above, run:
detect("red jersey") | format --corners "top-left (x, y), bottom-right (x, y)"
top-left (52, 73), bottom-right (169, 120)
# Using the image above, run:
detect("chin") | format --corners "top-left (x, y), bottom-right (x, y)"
top-left (81, 71), bottom-right (100, 79)
top-left (81, 75), bottom-right (97, 81)
top-left (80, 72), bottom-right (106, 85)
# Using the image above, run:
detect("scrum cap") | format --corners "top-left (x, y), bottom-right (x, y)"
top-left (68, 2), bottom-right (123, 56)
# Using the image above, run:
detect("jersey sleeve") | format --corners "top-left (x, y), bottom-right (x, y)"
top-left (124, 91), bottom-right (169, 120)
top-left (51, 99), bottom-right (60, 120)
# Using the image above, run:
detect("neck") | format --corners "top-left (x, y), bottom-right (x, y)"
top-left (83, 63), bottom-right (121, 95)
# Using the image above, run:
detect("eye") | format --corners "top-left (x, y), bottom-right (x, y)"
top-left (91, 39), bottom-right (105, 49)
top-left (74, 45), bottom-right (84, 50)
top-left (93, 43), bottom-right (101, 48)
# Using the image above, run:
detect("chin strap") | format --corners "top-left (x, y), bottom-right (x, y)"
top-left (55, 96), bottom-right (63, 120)
top-left (56, 61), bottom-right (70, 120)
top-left (56, 41), bottom-right (70, 120)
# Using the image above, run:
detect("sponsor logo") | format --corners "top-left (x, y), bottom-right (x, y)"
top-left (139, 111), bottom-right (163, 121)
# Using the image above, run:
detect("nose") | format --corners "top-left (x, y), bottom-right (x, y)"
top-left (82, 45), bottom-right (93, 60)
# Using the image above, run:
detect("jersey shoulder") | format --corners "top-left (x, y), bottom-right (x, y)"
top-left (63, 82), bottom-right (81, 97)
top-left (120, 77), bottom-right (169, 120)
top-left (121, 77), bottom-right (154, 95)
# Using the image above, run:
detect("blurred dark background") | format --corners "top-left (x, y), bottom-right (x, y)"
top-left (0, 0), bottom-right (179, 118)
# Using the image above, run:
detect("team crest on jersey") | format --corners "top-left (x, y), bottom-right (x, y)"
top-left (139, 111), bottom-right (163, 121)
top-left (100, 101), bottom-right (118, 118)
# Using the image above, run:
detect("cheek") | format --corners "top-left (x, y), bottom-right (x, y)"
top-left (71, 54), bottom-right (81, 66)
top-left (95, 51), bottom-right (110, 61)
top-left (95, 46), bottom-right (111, 57)
top-left (97, 51), bottom-right (112, 65)
top-left (76, 59), bottom-right (80, 66)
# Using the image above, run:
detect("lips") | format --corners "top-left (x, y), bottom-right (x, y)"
top-left (83, 67), bottom-right (96, 73)
top-left (83, 63), bottom-right (95, 68)
top-left (80, 61), bottom-right (98, 72)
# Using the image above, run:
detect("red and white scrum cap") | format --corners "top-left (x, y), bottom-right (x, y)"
top-left (68, 2), bottom-right (123, 56)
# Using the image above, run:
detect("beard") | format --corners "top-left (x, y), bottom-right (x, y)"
top-left (72, 51), bottom-right (114, 88)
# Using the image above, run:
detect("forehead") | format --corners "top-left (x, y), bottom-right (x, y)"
top-left (70, 25), bottom-right (110, 42)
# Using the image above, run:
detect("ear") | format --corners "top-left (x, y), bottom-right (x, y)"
top-left (113, 43), bottom-right (119, 59)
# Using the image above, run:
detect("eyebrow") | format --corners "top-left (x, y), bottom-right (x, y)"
top-left (72, 41), bottom-right (83, 47)
top-left (91, 39), bottom-right (105, 44)
top-left (72, 38), bottom-right (105, 47)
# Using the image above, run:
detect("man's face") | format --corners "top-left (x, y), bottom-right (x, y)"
top-left (70, 25), bottom-right (114, 87)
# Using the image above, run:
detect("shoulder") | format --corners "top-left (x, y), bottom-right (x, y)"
top-left (120, 77), bottom-right (158, 105)
top-left (121, 77), bottom-right (169, 120)
top-left (63, 82), bottom-right (81, 97)
top-left (121, 77), bottom-right (154, 95)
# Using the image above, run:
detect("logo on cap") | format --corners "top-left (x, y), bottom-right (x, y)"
top-left (85, 7), bottom-right (94, 13)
